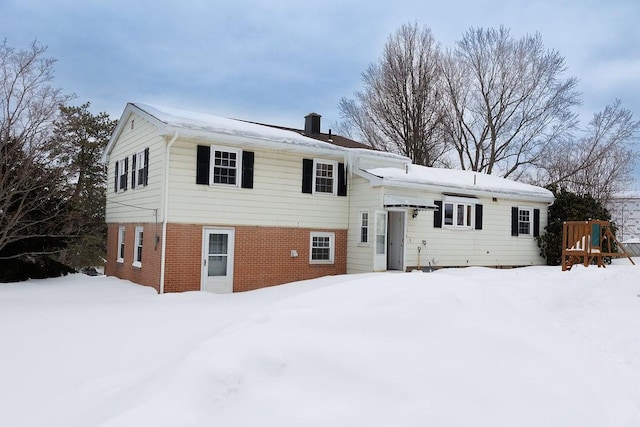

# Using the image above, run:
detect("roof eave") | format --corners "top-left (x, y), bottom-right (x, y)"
top-left (373, 178), bottom-right (555, 203)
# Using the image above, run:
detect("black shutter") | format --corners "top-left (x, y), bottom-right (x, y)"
top-left (533, 208), bottom-right (540, 237)
top-left (302, 158), bottom-right (313, 193)
top-left (475, 204), bottom-right (483, 230)
top-left (434, 201), bottom-right (443, 228)
top-left (511, 207), bottom-right (519, 236)
top-left (131, 154), bottom-right (137, 189)
top-left (196, 145), bottom-right (210, 185)
top-left (143, 148), bottom-right (149, 186)
top-left (114, 161), bottom-right (119, 193)
top-left (241, 151), bottom-right (254, 189)
top-left (123, 157), bottom-right (128, 191)
top-left (337, 162), bottom-right (347, 196)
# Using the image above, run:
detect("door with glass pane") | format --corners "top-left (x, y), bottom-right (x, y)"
top-left (202, 228), bottom-right (235, 293)
top-left (373, 211), bottom-right (388, 271)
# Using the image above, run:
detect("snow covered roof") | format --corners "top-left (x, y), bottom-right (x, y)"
top-left (102, 103), bottom-right (409, 163)
top-left (365, 165), bottom-right (555, 203)
top-left (383, 195), bottom-right (438, 209)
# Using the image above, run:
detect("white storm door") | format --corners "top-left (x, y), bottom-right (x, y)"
top-left (202, 228), bottom-right (235, 293)
top-left (373, 211), bottom-right (388, 271)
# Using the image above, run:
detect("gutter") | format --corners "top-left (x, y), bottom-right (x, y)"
top-left (159, 131), bottom-right (178, 294)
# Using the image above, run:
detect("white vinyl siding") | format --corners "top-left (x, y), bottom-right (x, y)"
top-left (167, 141), bottom-right (348, 229)
top-left (105, 112), bottom-right (164, 224)
top-left (347, 176), bottom-right (383, 274)
top-left (405, 193), bottom-right (547, 268)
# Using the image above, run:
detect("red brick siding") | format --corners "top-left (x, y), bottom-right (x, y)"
top-left (105, 223), bottom-right (162, 292)
top-left (164, 224), bottom-right (203, 293)
top-left (234, 226), bottom-right (347, 292)
top-left (164, 224), bottom-right (347, 292)
top-left (107, 223), bottom-right (347, 293)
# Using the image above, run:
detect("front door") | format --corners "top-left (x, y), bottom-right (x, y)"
top-left (202, 228), bottom-right (235, 293)
top-left (388, 211), bottom-right (405, 271)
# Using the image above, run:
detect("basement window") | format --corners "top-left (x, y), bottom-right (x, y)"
top-left (310, 232), bottom-right (335, 264)
top-left (132, 226), bottom-right (143, 268)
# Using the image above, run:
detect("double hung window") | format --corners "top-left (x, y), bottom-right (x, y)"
top-left (310, 232), bottom-right (335, 264)
top-left (518, 208), bottom-right (533, 236)
top-left (359, 211), bottom-right (369, 245)
top-left (116, 158), bottom-right (128, 192)
top-left (133, 226), bottom-right (143, 267)
top-left (313, 159), bottom-right (337, 195)
top-left (117, 227), bottom-right (125, 263)
top-left (212, 147), bottom-right (241, 186)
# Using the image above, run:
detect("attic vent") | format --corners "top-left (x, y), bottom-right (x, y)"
top-left (131, 119), bottom-right (135, 130)
top-left (304, 113), bottom-right (321, 135)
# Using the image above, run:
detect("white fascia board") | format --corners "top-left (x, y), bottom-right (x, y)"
top-left (100, 103), bottom-right (168, 164)
top-left (158, 125), bottom-right (351, 159)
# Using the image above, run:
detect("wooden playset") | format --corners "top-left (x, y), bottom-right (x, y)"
top-left (561, 220), bottom-right (635, 271)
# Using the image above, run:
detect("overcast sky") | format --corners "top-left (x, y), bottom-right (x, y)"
top-left (2, 0), bottom-right (639, 186)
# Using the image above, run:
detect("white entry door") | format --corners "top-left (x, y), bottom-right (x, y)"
top-left (202, 228), bottom-right (235, 293)
top-left (373, 211), bottom-right (388, 271)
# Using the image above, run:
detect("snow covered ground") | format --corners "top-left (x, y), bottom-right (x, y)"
top-left (1, 260), bottom-right (640, 426)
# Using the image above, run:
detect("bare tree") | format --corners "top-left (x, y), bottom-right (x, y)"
top-left (439, 27), bottom-right (581, 178)
top-left (338, 23), bottom-right (448, 166)
top-left (0, 40), bottom-right (72, 258)
top-left (538, 100), bottom-right (639, 201)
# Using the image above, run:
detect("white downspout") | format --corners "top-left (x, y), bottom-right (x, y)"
top-left (159, 131), bottom-right (178, 294)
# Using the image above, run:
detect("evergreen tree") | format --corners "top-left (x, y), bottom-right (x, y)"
top-left (49, 103), bottom-right (117, 268)
top-left (537, 187), bottom-right (613, 265)
top-left (0, 40), bottom-right (75, 281)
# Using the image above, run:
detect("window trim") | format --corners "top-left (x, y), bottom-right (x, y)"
top-left (117, 158), bottom-right (128, 192)
top-left (210, 145), bottom-right (242, 188)
top-left (517, 207), bottom-right (534, 237)
top-left (132, 226), bottom-right (143, 268)
top-left (309, 231), bottom-right (335, 264)
top-left (312, 158), bottom-right (338, 196)
top-left (358, 210), bottom-right (369, 245)
top-left (442, 196), bottom-right (475, 229)
top-left (133, 150), bottom-right (146, 188)
top-left (117, 226), bottom-right (125, 263)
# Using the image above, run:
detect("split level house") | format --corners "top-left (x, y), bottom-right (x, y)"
top-left (102, 103), bottom-right (555, 293)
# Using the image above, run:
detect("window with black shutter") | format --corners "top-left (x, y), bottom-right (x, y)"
top-left (196, 145), bottom-right (253, 188)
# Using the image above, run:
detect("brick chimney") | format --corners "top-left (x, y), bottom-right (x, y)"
top-left (304, 113), bottom-right (321, 135)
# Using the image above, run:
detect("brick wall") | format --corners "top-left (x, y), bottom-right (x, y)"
top-left (105, 223), bottom-right (162, 292)
top-left (163, 224), bottom-right (347, 292)
top-left (234, 225), bottom-right (347, 292)
top-left (164, 224), bottom-right (202, 293)
top-left (107, 223), bottom-right (347, 293)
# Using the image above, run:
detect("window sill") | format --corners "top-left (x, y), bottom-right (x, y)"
top-left (357, 243), bottom-right (369, 247)
top-left (117, 259), bottom-right (124, 264)
top-left (310, 260), bottom-right (334, 265)
top-left (132, 261), bottom-right (142, 269)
